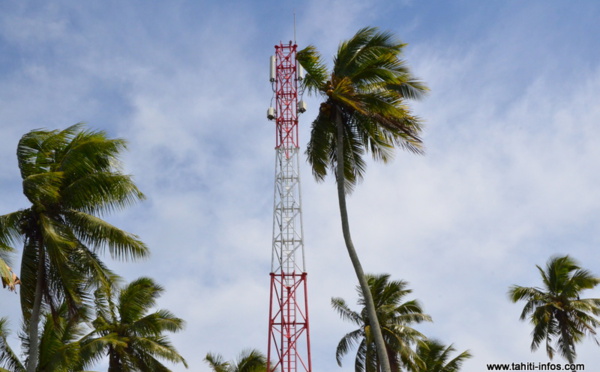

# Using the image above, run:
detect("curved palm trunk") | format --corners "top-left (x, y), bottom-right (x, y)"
top-left (335, 109), bottom-right (392, 372)
top-left (26, 244), bottom-right (45, 372)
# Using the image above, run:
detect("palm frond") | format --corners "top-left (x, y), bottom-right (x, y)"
top-left (16, 128), bottom-right (58, 179)
top-left (62, 172), bottom-right (145, 216)
top-left (232, 349), bottom-right (266, 372)
top-left (0, 318), bottom-right (25, 372)
top-left (0, 211), bottom-right (26, 252)
top-left (335, 329), bottom-right (364, 367)
top-left (297, 45), bottom-right (329, 95)
top-left (331, 297), bottom-right (363, 326)
top-left (79, 333), bottom-right (127, 368)
top-left (133, 336), bottom-right (188, 368)
top-left (205, 352), bottom-right (230, 372)
top-left (302, 27), bottom-right (427, 196)
top-left (334, 27), bottom-right (384, 78)
top-left (305, 110), bottom-right (336, 182)
top-left (130, 311), bottom-right (185, 336)
top-left (63, 210), bottom-right (148, 261)
top-left (19, 238), bottom-right (40, 322)
top-left (21, 171), bottom-right (64, 206)
top-left (118, 277), bottom-right (162, 323)
top-left (36, 306), bottom-right (87, 372)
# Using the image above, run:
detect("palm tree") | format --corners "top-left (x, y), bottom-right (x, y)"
top-left (80, 277), bottom-right (187, 371)
top-left (333, 273), bottom-right (431, 372)
top-left (410, 339), bottom-right (471, 372)
top-left (204, 349), bottom-right (267, 372)
top-left (0, 124), bottom-right (148, 372)
top-left (297, 27), bottom-right (427, 372)
top-left (509, 255), bottom-right (600, 363)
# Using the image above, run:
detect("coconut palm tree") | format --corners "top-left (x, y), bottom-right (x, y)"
top-left (410, 339), bottom-right (471, 372)
top-left (333, 273), bottom-right (431, 372)
top-left (0, 124), bottom-right (148, 372)
top-left (204, 349), bottom-right (267, 372)
top-left (297, 27), bottom-right (427, 372)
top-left (509, 255), bottom-right (600, 363)
top-left (79, 277), bottom-right (187, 371)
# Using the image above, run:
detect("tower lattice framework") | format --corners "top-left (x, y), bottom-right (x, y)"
top-left (267, 41), bottom-right (312, 372)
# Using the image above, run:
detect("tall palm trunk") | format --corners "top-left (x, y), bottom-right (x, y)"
top-left (335, 109), bottom-right (392, 372)
top-left (109, 347), bottom-right (121, 372)
top-left (26, 243), bottom-right (44, 372)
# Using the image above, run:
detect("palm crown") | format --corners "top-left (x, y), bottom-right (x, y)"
top-left (204, 349), bottom-right (267, 372)
top-left (411, 339), bottom-right (472, 372)
top-left (332, 273), bottom-right (431, 372)
top-left (297, 26), bottom-right (427, 193)
top-left (5, 124), bottom-right (147, 313)
top-left (81, 277), bottom-right (188, 371)
top-left (509, 255), bottom-right (600, 363)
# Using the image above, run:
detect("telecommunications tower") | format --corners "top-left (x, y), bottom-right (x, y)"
top-left (266, 42), bottom-right (312, 372)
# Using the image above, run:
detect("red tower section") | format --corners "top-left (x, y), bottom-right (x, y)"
top-left (267, 42), bottom-right (312, 372)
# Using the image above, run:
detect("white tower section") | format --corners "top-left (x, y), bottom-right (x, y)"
top-left (271, 148), bottom-right (305, 274)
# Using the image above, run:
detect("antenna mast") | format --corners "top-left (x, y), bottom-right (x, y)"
top-left (266, 41), bottom-right (312, 372)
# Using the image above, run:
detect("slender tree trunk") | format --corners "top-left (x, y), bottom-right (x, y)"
top-left (108, 347), bottom-right (119, 372)
top-left (335, 109), bottom-right (392, 372)
top-left (26, 243), bottom-right (45, 372)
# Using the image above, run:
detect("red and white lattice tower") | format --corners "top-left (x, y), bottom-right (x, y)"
top-left (266, 42), bottom-right (312, 372)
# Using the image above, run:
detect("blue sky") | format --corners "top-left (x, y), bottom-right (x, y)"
top-left (1, 1), bottom-right (600, 371)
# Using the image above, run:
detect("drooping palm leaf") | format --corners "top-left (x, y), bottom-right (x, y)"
top-left (0, 318), bottom-right (26, 372)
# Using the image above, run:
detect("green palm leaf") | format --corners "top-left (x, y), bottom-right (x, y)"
top-left (0, 318), bottom-right (26, 372)
top-left (64, 210), bottom-right (148, 261)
